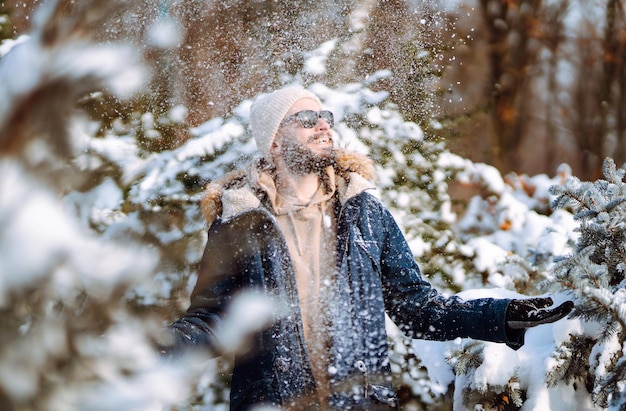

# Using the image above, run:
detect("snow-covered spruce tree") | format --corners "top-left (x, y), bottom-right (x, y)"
top-left (405, 162), bottom-right (584, 411)
top-left (451, 162), bottom-right (576, 294)
top-left (68, 99), bottom-right (254, 410)
top-left (0, 1), bottom-right (208, 410)
top-left (545, 157), bottom-right (626, 409)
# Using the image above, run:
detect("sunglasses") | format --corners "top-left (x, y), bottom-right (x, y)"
top-left (280, 110), bottom-right (334, 129)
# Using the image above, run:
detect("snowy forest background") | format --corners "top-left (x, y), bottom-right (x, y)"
top-left (1, 0), bottom-right (626, 410)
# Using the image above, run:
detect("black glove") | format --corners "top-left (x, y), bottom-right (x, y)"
top-left (506, 297), bottom-right (574, 330)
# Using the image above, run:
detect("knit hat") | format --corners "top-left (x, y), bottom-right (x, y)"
top-left (250, 86), bottom-right (321, 158)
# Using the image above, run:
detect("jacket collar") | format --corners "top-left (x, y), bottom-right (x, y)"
top-left (200, 148), bottom-right (377, 225)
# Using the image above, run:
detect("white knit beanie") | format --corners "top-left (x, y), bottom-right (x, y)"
top-left (250, 86), bottom-right (321, 158)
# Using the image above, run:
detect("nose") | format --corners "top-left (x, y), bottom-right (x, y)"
top-left (315, 117), bottom-right (331, 131)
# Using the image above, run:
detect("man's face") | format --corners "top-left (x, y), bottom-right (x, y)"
top-left (273, 98), bottom-right (336, 175)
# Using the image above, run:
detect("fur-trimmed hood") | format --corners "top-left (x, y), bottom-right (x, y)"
top-left (200, 148), bottom-right (377, 226)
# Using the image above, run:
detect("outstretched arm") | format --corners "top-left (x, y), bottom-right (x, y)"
top-left (376, 202), bottom-right (572, 349)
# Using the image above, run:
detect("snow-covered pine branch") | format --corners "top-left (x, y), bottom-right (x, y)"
top-left (0, 0), bottom-right (146, 163)
top-left (545, 157), bottom-right (626, 409)
top-left (0, 2), bottom-right (199, 410)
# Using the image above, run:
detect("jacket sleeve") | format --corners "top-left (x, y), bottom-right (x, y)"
top-left (374, 199), bottom-right (525, 350)
top-left (164, 218), bottom-right (238, 356)
top-left (167, 211), bottom-right (272, 356)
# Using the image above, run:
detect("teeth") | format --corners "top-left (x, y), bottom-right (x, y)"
top-left (309, 134), bottom-right (332, 144)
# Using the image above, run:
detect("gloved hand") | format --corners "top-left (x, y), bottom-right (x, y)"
top-left (506, 297), bottom-right (574, 330)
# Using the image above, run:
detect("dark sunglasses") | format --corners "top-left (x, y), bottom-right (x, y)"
top-left (280, 110), bottom-right (334, 129)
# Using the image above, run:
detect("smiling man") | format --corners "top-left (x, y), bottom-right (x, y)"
top-left (166, 86), bottom-right (573, 411)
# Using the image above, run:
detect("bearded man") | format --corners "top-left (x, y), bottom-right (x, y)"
top-left (165, 86), bottom-right (573, 410)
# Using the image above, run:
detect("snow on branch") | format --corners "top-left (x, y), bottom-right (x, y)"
top-left (0, 0), bottom-right (147, 158)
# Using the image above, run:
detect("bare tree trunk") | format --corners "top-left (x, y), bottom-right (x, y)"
top-left (542, 0), bottom-right (569, 173)
top-left (571, 32), bottom-right (601, 180)
top-left (568, 0), bottom-right (624, 180)
top-left (598, 0), bottom-right (618, 167)
top-left (478, 0), bottom-right (543, 173)
top-left (607, 0), bottom-right (626, 165)
top-left (616, 45), bottom-right (626, 165)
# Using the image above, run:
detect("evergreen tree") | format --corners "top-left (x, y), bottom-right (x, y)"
top-left (424, 163), bottom-right (585, 410)
top-left (447, 340), bottom-right (525, 411)
top-left (546, 157), bottom-right (626, 409)
top-left (0, 1), bottom-right (201, 411)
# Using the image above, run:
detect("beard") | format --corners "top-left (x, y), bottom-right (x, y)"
top-left (280, 133), bottom-right (336, 175)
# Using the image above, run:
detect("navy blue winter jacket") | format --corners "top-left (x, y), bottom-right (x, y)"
top-left (170, 186), bottom-right (524, 410)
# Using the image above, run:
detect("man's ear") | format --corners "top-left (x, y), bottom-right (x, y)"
top-left (269, 134), bottom-right (282, 156)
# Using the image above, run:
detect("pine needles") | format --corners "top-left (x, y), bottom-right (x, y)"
top-left (546, 157), bottom-right (626, 408)
top-left (447, 341), bottom-right (525, 411)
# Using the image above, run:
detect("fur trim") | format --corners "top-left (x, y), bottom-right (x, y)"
top-left (199, 169), bottom-right (246, 224)
top-left (221, 188), bottom-right (261, 220)
top-left (333, 149), bottom-right (376, 182)
top-left (199, 148), bottom-right (376, 225)
top-left (338, 172), bottom-right (375, 205)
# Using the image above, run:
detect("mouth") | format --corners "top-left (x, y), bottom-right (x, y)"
top-left (308, 133), bottom-right (333, 146)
